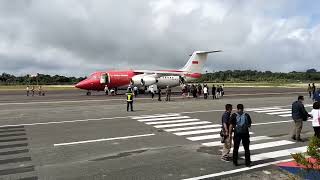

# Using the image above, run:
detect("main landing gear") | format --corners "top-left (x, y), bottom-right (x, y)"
top-left (86, 91), bottom-right (91, 96)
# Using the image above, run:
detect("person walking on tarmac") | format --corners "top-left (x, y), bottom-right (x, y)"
top-left (212, 85), bottom-right (216, 99)
top-left (26, 86), bottom-right (30, 96)
top-left (126, 88), bottom-right (134, 112)
top-left (221, 104), bottom-right (233, 162)
top-left (230, 104), bottom-right (252, 167)
top-left (133, 86), bottom-right (138, 97)
top-left (203, 85), bottom-right (208, 99)
top-left (308, 84), bottom-right (312, 99)
top-left (312, 83), bottom-right (316, 100)
top-left (150, 85), bottom-right (155, 100)
top-left (104, 85), bottom-right (109, 95)
top-left (165, 85), bottom-right (171, 101)
top-left (291, 96), bottom-right (311, 141)
top-left (31, 86), bottom-right (35, 96)
top-left (158, 88), bottom-right (162, 101)
top-left (314, 88), bottom-right (320, 102)
top-left (38, 86), bottom-right (42, 96)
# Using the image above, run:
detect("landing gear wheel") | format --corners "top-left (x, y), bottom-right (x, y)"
top-left (86, 91), bottom-right (91, 96)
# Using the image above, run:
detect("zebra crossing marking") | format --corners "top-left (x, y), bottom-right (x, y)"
top-left (203, 136), bottom-right (273, 147)
top-left (132, 112), bottom-right (307, 173)
top-left (0, 125), bottom-right (37, 179)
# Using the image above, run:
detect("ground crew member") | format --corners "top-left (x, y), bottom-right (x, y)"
top-left (291, 96), bottom-right (311, 141)
top-left (158, 88), bottom-right (162, 101)
top-left (165, 86), bottom-right (171, 101)
top-left (26, 86), bottom-right (30, 96)
top-left (308, 84), bottom-right (312, 98)
top-left (230, 104), bottom-right (252, 167)
top-left (31, 86), bottom-right (35, 96)
top-left (126, 88), bottom-right (134, 112)
top-left (221, 104), bottom-right (233, 162)
top-left (203, 85), bottom-right (208, 99)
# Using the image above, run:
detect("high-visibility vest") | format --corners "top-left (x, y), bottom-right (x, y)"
top-left (126, 93), bottom-right (133, 102)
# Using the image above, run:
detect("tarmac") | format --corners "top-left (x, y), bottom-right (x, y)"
top-left (0, 87), bottom-right (314, 180)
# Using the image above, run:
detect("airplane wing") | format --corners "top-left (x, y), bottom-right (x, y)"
top-left (133, 70), bottom-right (187, 77)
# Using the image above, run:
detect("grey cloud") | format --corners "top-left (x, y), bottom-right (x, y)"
top-left (0, 0), bottom-right (319, 76)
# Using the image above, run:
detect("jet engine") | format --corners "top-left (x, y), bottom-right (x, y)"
top-left (131, 75), bottom-right (158, 86)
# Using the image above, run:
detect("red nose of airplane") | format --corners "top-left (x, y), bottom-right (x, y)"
top-left (75, 80), bottom-right (87, 89)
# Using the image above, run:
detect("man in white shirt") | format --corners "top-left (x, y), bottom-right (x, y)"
top-left (203, 85), bottom-right (208, 99)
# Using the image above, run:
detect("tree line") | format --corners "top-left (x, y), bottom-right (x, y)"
top-left (199, 69), bottom-right (320, 83)
top-left (0, 69), bottom-right (319, 85)
top-left (0, 73), bottom-right (85, 85)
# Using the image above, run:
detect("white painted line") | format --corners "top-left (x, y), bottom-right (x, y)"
top-left (138, 116), bottom-right (190, 122)
top-left (131, 113), bottom-right (180, 120)
top-left (0, 116), bottom-right (130, 128)
top-left (202, 136), bottom-right (273, 147)
top-left (154, 121), bottom-right (212, 128)
top-left (181, 158), bottom-right (293, 180)
top-left (248, 146), bottom-right (307, 162)
top-left (251, 120), bottom-right (292, 126)
top-left (255, 109), bottom-right (290, 113)
top-left (267, 111), bottom-right (291, 115)
top-left (187, 134), bottom-right (221, 141)
top-left (54, 133), bottom-right (155, 147)
top-left (174, 128), bottom-right (221, 136)
top-left (187, 132), bottom-right (254, 141)
top-left (247, 107), bottom-right (280, 111)
top-left (145, 119), bottom-right (199, 125)
top-left (236, 140), bottom-right (295, 152)
top-left (279, 114), bottom-right (292, 117)
top-left (164, 124), bottom-right (221, 132)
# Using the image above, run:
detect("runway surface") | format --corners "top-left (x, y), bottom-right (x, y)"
top-left (0, 87), bottom-right (313, 180)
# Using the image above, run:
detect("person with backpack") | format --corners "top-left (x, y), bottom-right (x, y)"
top-left (291, 96), bottom-right (311, 141)
top-left (309, 102), bottom-right (319, 138)
top-left (230, 104), bottom-right (252, 167)
top-left (221, 104), bottom-right (233, 162)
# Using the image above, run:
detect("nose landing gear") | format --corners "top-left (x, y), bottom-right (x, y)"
top-left (86, 91), bottom-right (91, 96)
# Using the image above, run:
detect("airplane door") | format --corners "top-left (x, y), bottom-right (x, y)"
top-left (100, 73), bottom-right (108, 84)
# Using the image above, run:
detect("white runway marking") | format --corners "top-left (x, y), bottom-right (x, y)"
top-left (279, 114), bottom-right (292, 117)
top-left (138, 116), bottom-right (189, 122)
top-left (235, 140), bottom-right (295, 152)
top-left (187, 132), bottom-right (254, 141)
top-left (153, 121), bottom-right (212, 128)
top-left (164, 124), bottom-right (221, 132)
top-left (131, 113), bottom-right (180, 120)
top-left (53, 133), bottom-right (155, 147)
top-left (202, 136), bottom-right (273, 147)
top-left (182, 158), bottom-right (293, 180)
top-left (174, 128), bottom-right (221, 136)
top-left (145, 119), bottom-right (199, 125)
top-left (255, 109), bottom-right (290, 113)
top-left (246, 107), bottom-right (280, 111)
top-left (248, 146), bottom-right (307, 161)
top-left (267, 111), bottom-right (291, 115)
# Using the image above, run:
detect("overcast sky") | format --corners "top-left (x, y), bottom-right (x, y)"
top-left (0, 0), bottom-right (319, 77)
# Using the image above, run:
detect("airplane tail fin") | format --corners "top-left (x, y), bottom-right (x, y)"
top-left (180, 50), bottom-right (222, 73)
